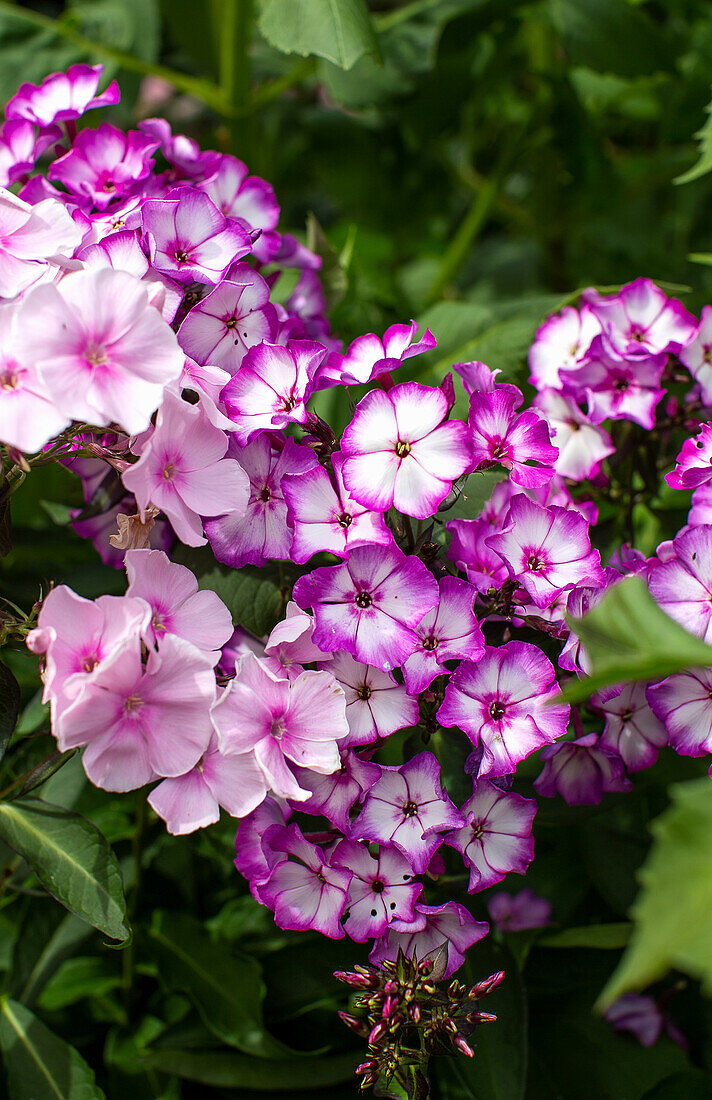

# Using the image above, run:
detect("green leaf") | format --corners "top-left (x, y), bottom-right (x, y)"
top-left (0, 995), bottom-right (105, 1099)
top-left (13, 911), bottom-right (92, 1008)
top-left (641, 1072), bottom-right (712, 1099)
top-left (599, 778), bottom-right (712, 1009)
top-left (257, 0), bottom-right (379, 69)
top-left (0, 659), bottom-right (21, 760)
top-left (141, 1046), bottom-right (358, 1089)
top-left (676, 94), bottom-right (712, 185)
top-left (174, 549), bottom-right (283, 637)
top-left (148, 911), bottom-right (291, 1058)
top-left (549, 0), bottom-right (675, 79)
top-left (0, 799), bottom-right (129, 943)
top-left (539, 923), bottom-right (632, 949)
top-left (561, 576), bottom-right (712, 704)
top-left (37, 956), bottom-right (122, 1012)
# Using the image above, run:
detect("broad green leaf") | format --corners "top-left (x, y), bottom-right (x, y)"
top-left (0, 799), bottom-right (129, 942)
top-left (13, 911), bottom-right (92, 1007)
top-left (0, 995), bottom-right (105, 1099)
top-left (148, 911), bottom-right (291, 1058)
top-left (676, 94), bottom-right (712, 185)
top-left (599, 779), bottom-right (712, 1009)
top-left (0, 659), bottom-right (21, 760)
top-left (70, 0), bottom-right (160, 63)
top-left (549, 0), bottom-right (674, 79)
top-left (539, 923), bottom-right (631, 949)
top-left (174, 549), bottom-right (284, 637)
top-left (38, 957), bottom-right (122, 1012)
top-left (141, 1047), bottom-right (359, 1089)
top-left (257, 0), bottom-right (378, 70)
top-left (561, 576), bottom-right (712, 704)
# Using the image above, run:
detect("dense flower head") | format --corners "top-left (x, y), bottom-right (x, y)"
top-left (583, 278), bottom-right (697, 358)
top-left (369, 901), bottom-right (488, 980)
top-left (49, 123), bottom-right (158, 209)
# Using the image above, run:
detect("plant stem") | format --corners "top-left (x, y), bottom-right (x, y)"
top-left (222, 0), bottom-right (254, 155)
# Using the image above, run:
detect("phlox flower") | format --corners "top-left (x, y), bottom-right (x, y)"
top-left (534, 733), bottom-right (631, 805)
top-left (583, 278), bottom-right (696, 358)
top-left (369, 901), bottom-right (488, 980)
top-left (125, 548), bottom-right (233, 663)
top-left (211, 651), bottom-right (349, 801)
top-left (561, 338), bottom-right (666, 430)
top-left (402, 576), bottom-right (485, 695)
top-left (454, 359), bottom-right (520, 398)
top-left (141, 187), bottom-right (252, 284)
top-left (282, 453), bottom-right (393, 564)
top-left (533, 389), bottom-right (615, 482)
top-left (123, 391), bottom-right (249, 546)
top-left (204, 434), bottom-right (317, 568)
top-left (689, 481), bottom-right (712, 526)
top-left (17, 268), bottom-right (184, 434)
top-left (349, 752), bottom-right (464, 874)
top-left (5, 64), bottom-right (120, 127)
top-left (180, 358), bottom-right (234, 430)
top-left (286, 269), bottom-right (330, 342)
top-left (291, 749), bottom-right (381, 832)
top-left (0, 303), bottom-right (68, 452)
top-left (331, 840), bottom-right (422, 942)
top-left (444, 781), bottom-right (536, 893)
top-left (487, 494), bottom-right (604, 608)
top-left (320, 650), bottom-right (419, 746)
top-left (648, 525), bottom-right (712, 642)
top-left (647, 669), bottom-right (712, 761)
top-left (0, 120), bottom-right (61, 188)
top-left (314, 320), bottom-right (435, 389)
top-left (437, 642), bottom-right (570, 779)
top-left (177, 268), bottom-right (277, 374)
top-left (198, 154), bottom-right (280, 263)
top-left (148, 731), bottom-right (267, 835)
top-left (77, 229), bottom-right (182, 323)
top-left (0, 186), bottom-right (81, 298)
top-left (221, 340), bottom-right (326, 442)
top-left (528, 304), bottom-right (601, 391)
top-left (49, 123), bottom-right (158, 209)
top-left (468, 388), bottom-right (558, 488)
top-left (340, 381), bottom-right (472, 519)
top-left (263, 601), bottom-right (329, 679)
top-left (138, 118), bottom-right (221, 180)
top-left (595, 682), bottom-right (667, 772)
top-left (666, 424), bottom-right (712, 492)
top-left (679, 305), bottom-right (712, 403)
top-left (487, 889), bottom-right (551, 933)
top-left (234, 797), bottom-right (289, 904)
top-left (293, 543), bottom-right (438, 672)
top-left (258, 822), bottom-right (352, 938)
top-left (558, 581), bottom-right (615, 675)
top-left (446, 516), bottom-right (510, 594)
top-left (54, 633), bottom-right (216, 791)
top-left (604, 995), bottom-right (686, 1050)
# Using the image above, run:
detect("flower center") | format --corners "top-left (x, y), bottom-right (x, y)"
top-left (0, 370), bottom-right (18, 390)
top-left (82, 654), bottom-right (99, 673)
top-left (355, 591), bottom-right (373, 609)
top-left (225, 317), bottom-right (237, 329)
top-left (356, 683), bottom-right (372, 701)
top-left (395, 439), bottom-right (411, 458)
top-left (527, 554), bottom-right (544, 572)
top-left (371, 879), bottom-right (385, 894)
top-left (472, 821), bottom-right (485, 840)
top-left (282, 395), bottom-right (297, 411)
top-left (620, 708), bottom-right (634, 723)
top-left (152, 614), bottom-right (166, 634)
top-left (402, 800), bottom-right (419, 817)
top-left (270, 718), bottom-right (286, 740)
top-left (615, 378), bottom-right (629, 392)
top-left (162, 463), bottom-right (175, 480)
top-left (489, 700), bottom-right (505, 720)
top-left (104, 179), bottom-right (115, 192)
top-left (491, 442), bottom-right (506, 459)
top-left (260, 485), bottom-right (271, 502)
top-left (338, 512), bottom-right (352, 529)
top-left (422, 634), bottom-right (439, 651)
top-left (174, 249), bottom-right (188, 263)
top-left (85, 345), bottom-right (107, 366)
top-left (124, 694), bottom-right (143, 714)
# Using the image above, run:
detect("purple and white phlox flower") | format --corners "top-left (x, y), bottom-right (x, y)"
top-left (583, 278), bottom-right (696, 358)
top-left (198, 153), bottom-right (280, 263)
top-left (293, 543), bottom-right (438, 672)
top-left (138, 118), bottom-right (221, 180)
top-left (528, 304), bottom-right (601, 391)
top-left (258, 822), bottom-right (352, 939)
top-left (290, 750), bottom-right (381, 832)
top-left (437, 642), bottom-right (570, 779)
top-left (447, 516), bottom-right (510, 594)
top-left (647, 669), bottom-right (712, 762)
top-left (444, 780), bottom-right (536, 893)
top-left (78, 229), bottom-right (182, 322)
top-left (0, 303), bottom-right (68, 452)
top-left (234, 797), bottom-right (289, 904)
top-left (689, 481), bottom-right (712, 526)
top-left (349, 752), bottom-right (464, 874)
top-left (141, 187), bottom-right (252, 284)
top-left (595, 682), bottom-right (667, 772)
top-left (331, 840), bottom-right (422, 942)
top-left (454, 359), bottom-right (520, 399)
top-left (177, 268), bottom-right (277, 374)
top-left (648, 525), bottom-right (712, 643)
top-left (665, 423), bottom-right (712, 492)
top-left (49, 123), bottom-right (158, 209)
top-left (534, 732), bottom-right (631, 805)
top-left (0, 186), bottom-right (81, 298)
top-left (533, 389), bottom-right (615, 482)
top-left (0, 120), bottom-right (61, 188)
top-left (679, 305), bottom-right (712, 404)
top-left (211, 651), bottom-right (348, 801)
top-left (5, 64), bottom-right (120, 127)
top-left (487, 889), bottom-right (551, 933)
top-left (321, 650), bottom-right (419, 746)
top-left (314, 321), bottom-right (435, 389)
top-left (369, 901), bottom-right (488, 980)
top-left (263, 601), bottom-right (329, 680)
top-left (402, 576), bottom-right (485, 695)
top-left (468, 388), bottom-right (558, 488)
top-left (561, 337), bottom-right (666, 431)
top-left (220, 340), bottom-right (325, 442)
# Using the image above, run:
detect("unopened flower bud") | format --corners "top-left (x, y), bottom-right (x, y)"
top-left (469, 970), bottom-right (505, 999)
top-left (454, 1034), bottom-right (475, 1058)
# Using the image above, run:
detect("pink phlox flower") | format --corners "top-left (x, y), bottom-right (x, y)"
top-left (49, 123), bottom-right (158, 209)
top-left (402, 576), bottom-right (484, 695)
top-left (275, 233), bottom-right (321, 270)
top-left (123, 390), bottom-right (249, 546)
top-left (220, 340), bottom-right (326, 442)
top-left (264, 600), bottom-right (330, 679)
top-left (219, 627), bottom-right (266, 677)
top-left (148, 730), bottom-right (267, 835)
top-left (257, 822), bottom-right (352, 938)
top-left (5, 64), bottom-right (120, 127)
top-left (647, 668), bottom-right (712, 761)
top-left (349, 751), bottom-right (464, 874)
top-left (17, 267), bottom-right (184, 433)
top-left (447, 517), bottom-right (511, 595)
top-left (534, 732), bottom-right (631, 805)
top-left (689, 481), bottom-right (712, 526)
top-left (468, 387), bottom-right (558, 488)
top-left (665, 423), bottom-right (712, 491)
top-left (177, 267), bottom-right (277, 374)
top-left (595, 681), bottom-right (667, 772)
top-left (314, 320), bottom-right (435, 390)
top-left (340, 382), bottom-right (472, 519)
top-left (138, 118), bottom-right (221, 181)
top-left (282, 452), bottom-right (393, 564)
top-left (290, 749), bottom-right (381, 832)
top-left (331, 839), bottom-right (422, 942)
top-left (141, 187), bottom-right (252, 284)
top-left (125, 548), bottom-right (233, 663)
top-left (444, 780), bottom-right (536, 893)
top-left (54, 633), bottom-right (216, 791)
top-left (583, 278), bottom-right (696, 358)
top-left (75, 194), bottom-right (144, 245)
top-left (204, 434), bottom-right (317, 568)
top-left (0, 120), bottom-right (61, 187)
top-left (487, 889), bottom-right (551, 933)
top-left (77, 228), bottom-right (182, 321)
top-left (609, 544), bottom-right (650, 577)
top-left (198, 153), bottom-right (280, 263)
top-left (679, 304), bottom-right (712, 403)
top-left (453, 359), bottom-right (521, 399)
top-left (285, 269), bottom-right (331, 343)
top-left (528, 304), bottom-right (601, 391)
top-left (180, 358), bottom-right (234, 429)
top-left (234, 797), bottom-right (289, 903)
top-left (369, 901), bottom-right (488, 980)
top-left (561, 336), bottom-right (666, 430)
top-left (486, 494), bottom-right (605, 608)
top-left (320, 650), bottom-right (419, 747)
top-left (0, 186), bottom-right (82, 298)
top-left (533, 388), bottom-right (615, 482)
top-left (211, 651), bottom-right (349, 801)
top-left (0, 302), bottom-right (68, 452)
top-left (437, 642), bottom-right (570, 779)
top-left (292, 543), bottom-right (438, 672)
top-left (558, 580), bottom-right (617, 675)
top-left (648, 525), bottom-right (712, 643)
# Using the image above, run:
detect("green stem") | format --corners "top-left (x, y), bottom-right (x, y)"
top-left (222, 0), bottom-right (254, 154)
